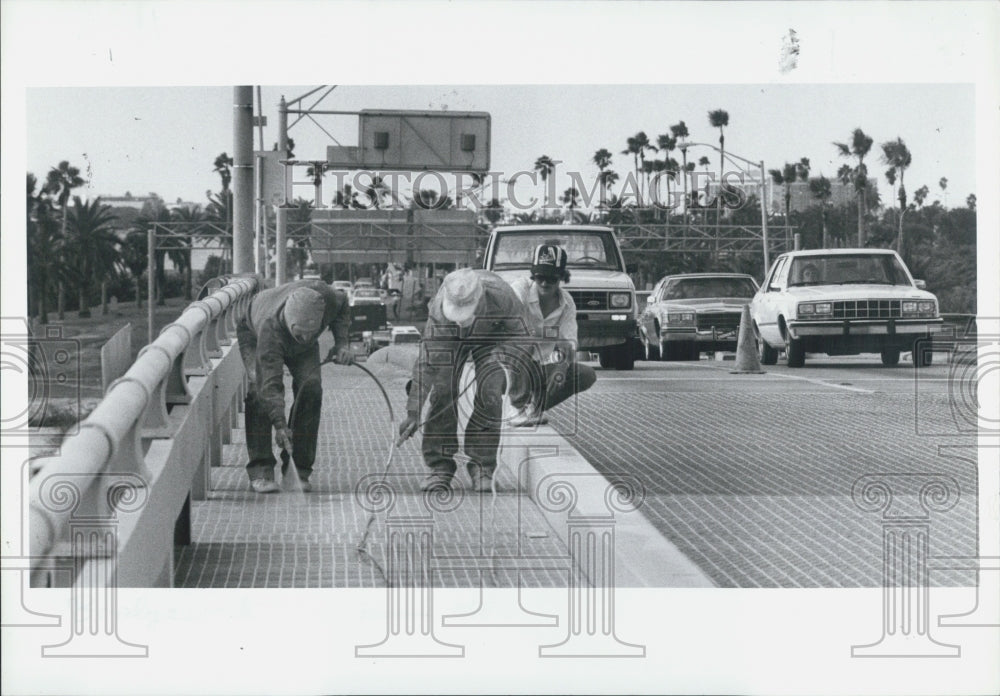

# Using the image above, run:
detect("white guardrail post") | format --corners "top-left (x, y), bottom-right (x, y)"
top-left (27, 276), bottom-right (258, 616)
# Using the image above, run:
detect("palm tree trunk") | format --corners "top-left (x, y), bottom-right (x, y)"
top-left (821, 208), bottom-right (829, 249)
top-left (38, 275), bottom-right (50, 325)
top-left (101, 280), bottom-right (109, 316)
top-left (57, 282), bottom-right (65, 320)
top-left (135, 277), bottom-right (143, 309)
top-left (78, 284), bottom-right (90, 318)
top-left (857, 195), bottom-right (865, 247)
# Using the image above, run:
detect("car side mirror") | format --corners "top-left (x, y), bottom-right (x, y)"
top-left (913, 279), bottom-right (927, 290)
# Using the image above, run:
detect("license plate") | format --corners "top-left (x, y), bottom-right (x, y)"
top-left (355, 315), bottom-right (366, 320)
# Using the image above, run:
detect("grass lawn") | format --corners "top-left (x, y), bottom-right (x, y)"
top-left (28, 295), bottom-right (429, 431)
top-left (29, 297), bottom-right (195, 427)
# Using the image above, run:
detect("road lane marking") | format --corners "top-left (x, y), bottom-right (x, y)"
top-left (608, 362), bottom-right (876, 392)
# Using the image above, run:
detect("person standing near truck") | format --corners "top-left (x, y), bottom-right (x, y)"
top-left (507, 244), bottom-right (596, 426)
top-left (237, 280), bottom-right (354, 494)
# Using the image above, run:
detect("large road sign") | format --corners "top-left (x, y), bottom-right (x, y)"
top-left (327, 110), bottom-right (490, 172)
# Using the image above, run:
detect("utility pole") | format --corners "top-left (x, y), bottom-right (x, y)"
top-left (276, 96), bottom-right (289, 284)
top-left (232, 86), bottom-right (255, 273)
top-left (759, 160), bottom-right (770, 274)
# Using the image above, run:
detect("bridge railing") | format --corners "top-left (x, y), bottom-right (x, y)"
top-left (27, 274), bottom-right (259, 587)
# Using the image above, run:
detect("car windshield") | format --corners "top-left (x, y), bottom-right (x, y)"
top-left (491, 230), bottom-right (622, 271)
top-left (787, 254), bottom-right (912, 287)
top-left (354, 289), bottom-right (380, 298)
top-left (662, 277), bottom-right (757, 300)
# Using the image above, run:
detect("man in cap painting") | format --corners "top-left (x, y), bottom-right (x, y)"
top-left (237, 280), bottom-right (353, 493)
top-left (398, 268), bottom-right (531, 492)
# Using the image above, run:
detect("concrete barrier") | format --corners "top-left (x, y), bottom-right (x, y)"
top-left (28, 275), bottom-right (259, 588)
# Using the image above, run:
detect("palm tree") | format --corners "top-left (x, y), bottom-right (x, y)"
top-left (170, 204), bottom-right (205, 300)
top-left (808, 176), bottom-right (833, 248)
top-left (939, 176), bottom-right (948, 207)
top-left (120, 230), bottom-right (149, 308)
top-left (533, 155), bottom-right (558, 213)
top-left (561, 186), bottom-right (581, 211)
top-left (65, 197), bottom-right (119, 318)
top-left (597, 169), bottom-right (619, 214)
top-left (671, 121), bottom-right (690, 216)
top-left (656, 133), bottom-right (678, 212)
top-left (966, 193), bottom-right (976, 210)
top-left (880, 137), bottom-right (912, 253)
top-left (27, 174), bottom-right (64, 324)
top-left (213, 153), bottom-right (234, 192)
top-left (44, 160), bottom-right (85, 319)
top-left (833, 128), bottom-right (874, 246)
top-left (484, 197), bottom-right (505, 225)
top-left (622, 133), bottom-right (654, 205)
top-left (592, 148), bottom-right (613, 172)
top-left (913, 185), bottom-right (930, 209)
top-left (708, 109), bottom-right (729, 225)
top-left (592, 148), bottom-right (614, 207)
top-left (205, 189), bottom-right (234, 268)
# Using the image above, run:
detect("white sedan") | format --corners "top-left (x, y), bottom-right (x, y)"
top-left (750, 249), bottom-right (943, 367)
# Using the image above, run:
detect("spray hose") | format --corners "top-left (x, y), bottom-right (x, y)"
top-left (282, 353), bottom-right (498, 585)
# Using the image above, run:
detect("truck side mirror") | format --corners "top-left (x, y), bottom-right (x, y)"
top-left (913, 279), bottom-right (927, 290)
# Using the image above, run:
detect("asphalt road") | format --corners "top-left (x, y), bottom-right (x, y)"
top-left (546, 352), bottom-right (981, 587)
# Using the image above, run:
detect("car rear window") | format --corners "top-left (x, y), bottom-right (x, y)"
top-left (663, 277), bottom-right (757, 299)
top-left (491, 230), bottom-right (622, 271)
top-left (787, 254), bottom-right (912, 286)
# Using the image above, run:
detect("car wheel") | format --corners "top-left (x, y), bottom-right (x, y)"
top-left (598, 349), bottom-right (613, 369)
top-left (913, 348), bottom-right (933, 368)
top-left (786, 337), bottom-right (805, 368)
top-left (684, 343), bottom-right (701, 361)
top-left (614, 342), bottom-right (635, 371)
top-left (644, 337), bottom-right (660, 361)
top-left (757, 332), bottom-right (778, 365)
top-left (660, 341), bottom-right (676, 361)
top-left (880, 347), bottom-right (900, 366)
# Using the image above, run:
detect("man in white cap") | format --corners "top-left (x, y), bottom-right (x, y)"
top-left (507, 244), bottom-right (596, 426)
top-left (237, 280), bottom-right (353, 493)
top-left (398, 268), bottom-right (530, 492)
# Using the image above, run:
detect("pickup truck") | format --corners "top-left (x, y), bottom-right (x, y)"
top-left (482, 224), bottom-right (638, 370)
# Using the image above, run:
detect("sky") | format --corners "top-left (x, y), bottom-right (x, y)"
top-left (3, 2), bottom-right (999, 695)
top-left (24, 82), bottom-right (977, 212)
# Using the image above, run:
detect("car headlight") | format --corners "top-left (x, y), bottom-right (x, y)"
top-left (666, 312), bottom-right (695, 324)
top-left (609, 292), bottom-right (631, 309)
top-left (797, 302), bottom-right (833, 318)
top-left (902, 300), bottom-right (937, 317)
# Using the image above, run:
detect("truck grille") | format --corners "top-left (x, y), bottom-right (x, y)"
top-left (696, 312), bottom-right (741, 331)
top-left (832, 300), bottom-right (901, 319)
top-left (569, 291), bottom-right (608, 311)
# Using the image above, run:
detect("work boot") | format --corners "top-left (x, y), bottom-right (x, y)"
top-left (470, 470), bottom-right (495, 493)
top-left (509, 404), bottom-right (548, 428)
top-left (419, 472), bottom-right (453, 492)
top-left (251, 478), bottom-right (280, 494)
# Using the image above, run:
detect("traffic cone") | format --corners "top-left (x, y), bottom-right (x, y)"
top-left (730, 304), bottom-right (765, 374)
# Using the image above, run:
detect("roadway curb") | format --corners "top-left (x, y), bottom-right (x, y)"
top-left (367, 346), bottom-right (714, 587)
top-left (499, 425), bottom-right (715, 588)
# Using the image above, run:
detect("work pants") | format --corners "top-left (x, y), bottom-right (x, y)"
top-left (244, 346), bottom-right (323, 481)
top-left (421, 344), bottom-right (507, 478)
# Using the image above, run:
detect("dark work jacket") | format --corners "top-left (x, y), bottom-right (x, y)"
top-left (237, 280), bottom-right (350, 430)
